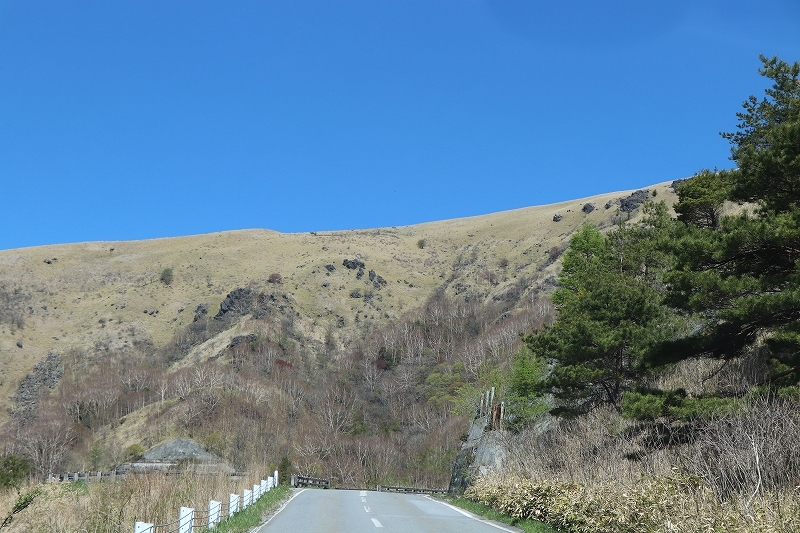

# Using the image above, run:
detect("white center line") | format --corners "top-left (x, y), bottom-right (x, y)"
top-left (361, 497), bottom-right (367, 502)
top-left (360, 491), bottom-right (367, 496)
top-left (364, 505), bottom-right (371, 513)
top-left (371, 518), bottom-right (383, 528)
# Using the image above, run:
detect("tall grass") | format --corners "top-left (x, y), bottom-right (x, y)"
top-left (466, 395), bottom-right (800, 533)
top-left (0, 466), bottom-right (279, 533)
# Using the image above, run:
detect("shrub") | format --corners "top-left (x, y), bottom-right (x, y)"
top-left (417, 239), bottom-right (427, 249)
top-left (0, 455), bottom-right (29, 488)
top-left (160, 268), bottom-right (174, 286)
top-left (268, 273), bottom-right (282, 284)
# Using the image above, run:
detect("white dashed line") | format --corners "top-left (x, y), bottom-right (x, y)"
top-left (364, 506), bottom-right (371, 512)
top-left (361, 497), bottom-right (367, 502)
top-left (360, 491), bottom-right (367, 496)
top-left (371, 518), bottom-right (383, 528)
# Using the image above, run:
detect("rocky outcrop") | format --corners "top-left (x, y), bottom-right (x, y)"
top-left (214, 288), bottom-right (254, 319)
top-left (619, 189), bottom-right (651, 212)
top-left (343, 258), bottom-right (365, 270)
top-left (193, 304), bottom-right (208, 322)
top-left (582, 203), bottom-right (595, 214)
top-left (553, 214), bottom-right (563, 222)
top-left (228, 333), bottom-right (257, 349)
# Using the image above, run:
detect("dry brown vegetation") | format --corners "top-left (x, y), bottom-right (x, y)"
top-left (466, 357), bottom-right (800, 533)
top-left (0, 182), bottom-right (682, 529)
top-left (0, 468), bottom-right (274, 533)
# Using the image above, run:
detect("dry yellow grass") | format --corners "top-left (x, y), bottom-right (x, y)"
top-left (0, 182), bottom-right (679, 427)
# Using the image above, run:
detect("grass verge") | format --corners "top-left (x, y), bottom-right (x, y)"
top-left (438, 495), bottom-right (561, 533)
top-left (197, 485), bottom-right (291, 533)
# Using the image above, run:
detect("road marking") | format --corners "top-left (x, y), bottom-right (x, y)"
top-left (364, 506), bottom-right (371, 512)
top-left (360, 491), bottom-right (367, 496)
top-left (371, 518), bottom-right (383, 528)
top-left (423, 496), bottom-right (517, 533)
top-left (257, 489), bottom-right (306, 531)
top-left (361, 497), bottom-right (367, 502)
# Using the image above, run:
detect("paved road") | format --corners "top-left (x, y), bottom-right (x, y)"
top-left (257, 489), bottom-right (520, 533)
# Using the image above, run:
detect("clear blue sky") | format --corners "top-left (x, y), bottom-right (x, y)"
top-left (2, 1), bottom-right (799, 250)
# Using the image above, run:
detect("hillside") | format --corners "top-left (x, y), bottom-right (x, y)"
top-left (0, 181), bottom-right (678, 482)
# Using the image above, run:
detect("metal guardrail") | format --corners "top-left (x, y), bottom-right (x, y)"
top-left (291, 475), bottom-right (330, 489)
top-left (48, 469), bottom-right (247, 483)
top-left (376, 485), bottom-right (448, 494)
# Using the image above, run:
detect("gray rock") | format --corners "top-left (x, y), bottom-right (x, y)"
top-left (343, 258), bottom-right (365, 270)
top-left (356, 268), bottom-right (364, 280)
top-left (214, 288), bottom-right (254, 319)
top-left (368, 270), bottom-right (376, 281)
top-left (193, 304), bottom-right (207, 322)
top-left (552, 214), bottom-right (563, 222)
top-left (619, 189), bottom-right (651, 212)
top-left (325, 264), bottom-right (336, 272)
top-left (228, 333), bottom-right (257, 349)
top-left (582, 203), bottom-right (595, 214)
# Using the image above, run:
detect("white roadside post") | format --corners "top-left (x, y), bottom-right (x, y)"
top-left (267, 476), bottom-right (273, 490)
top-left (261, 479), bottom-right (267, 494)
top-left (134, 522), bottom-right (153, 533)
top-left (274, 470), bottom-right (279, 486)
top-left (209, 500), bottom-right (221, 528)
top-left (229, 493), bottom-right (239, 516)
top-left (253, 483), bottom-right (260, 499)
top-left (243, 489), bottom-right (252, 508)
top-left (178, 507), bottom-right (194, 533)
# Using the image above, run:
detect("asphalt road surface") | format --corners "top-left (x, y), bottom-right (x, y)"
top-left (257, 488), bottom-right (521, 533)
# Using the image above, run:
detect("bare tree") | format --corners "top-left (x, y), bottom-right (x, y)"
top-left (18, 416), bottom-right (76, 478)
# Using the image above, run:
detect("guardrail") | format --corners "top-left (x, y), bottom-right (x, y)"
top-left (133, 470), bottom-right (278, 532)
top-left (290, 475), bottom-right (330, 489)
top-left (376, 485), bottom-right (447, 495)
top-left (48, 469), bottom-right (246, 483)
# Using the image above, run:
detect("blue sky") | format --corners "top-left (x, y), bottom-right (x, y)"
top-left (1, 1), bottom-right (799, 250)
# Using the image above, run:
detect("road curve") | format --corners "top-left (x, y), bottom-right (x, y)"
top-left (257, 488), bottom-right (521, 533)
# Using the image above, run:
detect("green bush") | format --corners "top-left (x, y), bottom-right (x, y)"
top-left (160, 268), bottom-right (174, 285)
top-left (0, 455), bottom-right (29, 489)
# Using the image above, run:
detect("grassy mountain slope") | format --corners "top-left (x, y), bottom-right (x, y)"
top-left (0, 182), bottom-right (678, 477)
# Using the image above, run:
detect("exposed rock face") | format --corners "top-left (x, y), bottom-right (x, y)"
top-left (552, 214), bottom-right (563, 222)
top-left (582, 203), bottom-right (595, 214)
top-left (325, 264), bottom-right (336, 272)
top-left (214, 288), bottom-right (253, 319)
top-left (619, 189), bottom-right (651, 212)
top-left (11, 353), bottom-right (64, 425)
